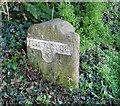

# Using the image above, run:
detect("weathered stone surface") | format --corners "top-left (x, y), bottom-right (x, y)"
top-left (27, 19), bottom-right (80, 90)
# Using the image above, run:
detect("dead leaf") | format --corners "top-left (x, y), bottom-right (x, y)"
top-left (11, 79), bottom-right (16, 82)
top-left (34, 69), bottom-right (38, 72)
top-left (16, 79), bottom-right (21, 83)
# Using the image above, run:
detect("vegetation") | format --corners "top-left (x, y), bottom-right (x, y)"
top-left (1, 2), bottom-right (120, 105)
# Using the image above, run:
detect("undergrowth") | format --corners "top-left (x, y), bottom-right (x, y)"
top-left (1, 2), bottom-right (120, 105)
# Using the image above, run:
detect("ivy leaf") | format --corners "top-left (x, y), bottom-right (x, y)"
top-left (20, 59), bottom-right (24, 65)
top-left (88, 82), bottom-right (93, 89)
top-left (36, 96), bottom-right (42, 101)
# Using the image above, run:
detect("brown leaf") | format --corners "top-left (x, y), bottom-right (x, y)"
top-left (26, 88), bottom-right (31, 94)
top-left (2, 50), bottom-right (9, 53)
top-left (0, 87), bottom-right (4, 90)
top-left (28, 45), bottom-right (30, 48)
top-left (29, 67), bottom-right (32, 70)
top-left (34, 69), bottom-right (38, 72)
top-left (16, 79), bottom-right (21, 83)
top-left (11, 79), bottom-right (15, 82)
top-left (0, 58), bottom-right (3, 62)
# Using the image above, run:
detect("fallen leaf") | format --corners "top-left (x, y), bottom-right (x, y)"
top-left (11, 79), bottom-right (15, 82)
top-left (16, 79), bottom-right (21, 83)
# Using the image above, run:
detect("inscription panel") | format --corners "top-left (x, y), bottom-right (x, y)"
top-left (27, 37), bottom-right (72, 63)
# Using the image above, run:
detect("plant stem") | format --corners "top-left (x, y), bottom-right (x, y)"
top-left (51, 4), bottom-right (54, 20)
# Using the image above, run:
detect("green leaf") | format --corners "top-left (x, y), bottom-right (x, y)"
top-left (2, 68), bottom-right (6, 73)
top-left (11, 82), bottom-right (14, 84)
top-left (2, 81), bottom-right (7, 86)
top-left (91, 92), bottom-right (99, 99)
top-left (104, 90), bottom-right (108, 96)
top-left (13, 66), bottom-right (17, 70)
top-left (88, 82), bottom-right (93, 89)
top-left (44, 95), bottom-right (46, 99)
top-left (4, 92), bottom-right (9, 98)
top-left (44, 9), bottom-right (52, 15)
top-left (41, 14), bottom-right (51, 20)
top-left (36, 96), bottom-right (42, 101)
top-left (19, 87), bottom-right (24, 90)
top-left (58, 100), bottom-right (62, 104)
top-left (20, 59), bottom-right (24, 65)
top-left (7, 86), bottom-right (12, 91)
top-left (45, 100), bottom-right (50, 104)
top-left (25, 99), bottom-right (32, 104)
top-left (108, 95), bottom-right (114, 99)
top-left (30, 86), bottom-right (34, 89)
top-left (23, 2), bottom-right (40, 19)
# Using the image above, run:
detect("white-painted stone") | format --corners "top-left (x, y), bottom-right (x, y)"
top-left (27, 37), bottom-right (72, 63)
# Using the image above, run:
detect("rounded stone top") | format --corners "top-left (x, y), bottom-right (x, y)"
top-left (41, 18), bottom-right (75, 32)
top-left (27, 19), bottom-right (79, 43)
top-left (28, 18), bottom-right (75, 33)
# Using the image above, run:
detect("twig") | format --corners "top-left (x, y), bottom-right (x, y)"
top-left (0, 1), bottom-right (7, 14)
top-left (0, 0), bottom-right (9, 21)
top-left (5, 0), bottom-right (9, 21)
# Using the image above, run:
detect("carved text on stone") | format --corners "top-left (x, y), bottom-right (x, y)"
top-left (27, 37), bottom-right (72, 63)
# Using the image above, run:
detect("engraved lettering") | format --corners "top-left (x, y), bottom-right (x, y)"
top-left (65, 46), bottom-right (69, 52)
top-left (46, 43), bottom-right (49, 49)
top-left (44, 42), bottom-right (46, 47)
top-left (60, 45), bottom-right (63, 51)
top-left (50, 44), bottom-right (53, 49)
top-left (27, 37), bottom-right (72, 63)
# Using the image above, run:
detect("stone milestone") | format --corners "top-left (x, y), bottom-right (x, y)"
top-left (27, 19), bottom-right (80, 90)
